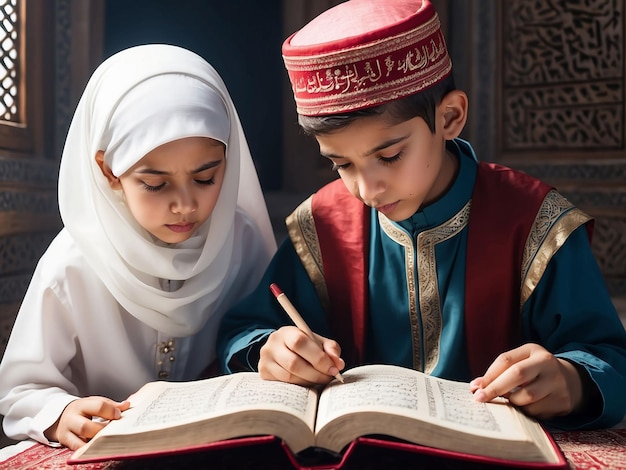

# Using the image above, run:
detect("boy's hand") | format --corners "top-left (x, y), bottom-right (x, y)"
top-left (45, 396), bottom-right (131, 450)
top-left (470, 343), bottom-right (584, 420)
top-left (259, 326), bottom-right (345, 385)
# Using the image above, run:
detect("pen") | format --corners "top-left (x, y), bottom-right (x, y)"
top-left (269, 283), bottom-right (344, 383)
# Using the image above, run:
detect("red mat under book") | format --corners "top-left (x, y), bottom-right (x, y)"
top-left (1, 430), bottom-right (625, 470)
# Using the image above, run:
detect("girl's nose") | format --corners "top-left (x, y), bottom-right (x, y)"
top-left (171, 189), bottom-right (197, 214)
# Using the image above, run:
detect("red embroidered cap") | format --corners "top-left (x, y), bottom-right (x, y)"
top-left (282, 0), bottom-right (452, 116)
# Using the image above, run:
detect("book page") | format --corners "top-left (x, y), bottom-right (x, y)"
top-left (98, 372), bottom-right (318, 436)
top-left (315, 364), bottom-right (525, 440)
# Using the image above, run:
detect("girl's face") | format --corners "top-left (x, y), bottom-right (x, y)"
top-left (315, 114), bottom-right (457, 222)
top-left (99, 137), bottom-right (226, 244)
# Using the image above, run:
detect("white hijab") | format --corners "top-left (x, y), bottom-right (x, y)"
top-left (58, 44), bottom-right (276, 336)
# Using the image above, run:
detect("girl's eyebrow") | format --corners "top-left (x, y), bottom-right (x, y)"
top-left (320, 135), bottom-right (409, 160)
top-left (191, 160), bottom-right (223, 173)
top-left (134, 160), bottom-right (223, 175)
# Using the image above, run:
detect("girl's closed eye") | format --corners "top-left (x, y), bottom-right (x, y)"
top-left (142, 181), bottom-right (166, 192)
top-left (140, 177), bottom-right (215, 191)
top-left (195, 177), bottom-right (215, 186)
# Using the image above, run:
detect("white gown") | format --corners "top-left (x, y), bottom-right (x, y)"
top-left (0, 209), bottom-right (270, 444)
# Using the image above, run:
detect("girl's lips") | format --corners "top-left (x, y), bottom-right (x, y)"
top-left (166, 223), bottom-right (195, 233)
top-left (376, 202), bottom-right (398, 215)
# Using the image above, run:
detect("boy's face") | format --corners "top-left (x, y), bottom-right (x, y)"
top-left (101, 136), bottom-right (226, 244)
top-left (316, 112), bottom-right (457, 222)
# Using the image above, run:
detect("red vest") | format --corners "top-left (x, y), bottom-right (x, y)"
top-left (308, 162), bottom-right (591, 377)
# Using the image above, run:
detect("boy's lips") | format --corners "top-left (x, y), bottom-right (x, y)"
top-left (376, 201), bottom-right (399, 215)
top-left (166, 222), bottom-right (195, 233)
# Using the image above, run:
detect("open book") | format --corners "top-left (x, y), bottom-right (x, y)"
top-left (69, 364), bottom-right (565, 467)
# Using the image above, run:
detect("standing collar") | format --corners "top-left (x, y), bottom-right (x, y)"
top-left (390, 138), bottom-right (478, 234)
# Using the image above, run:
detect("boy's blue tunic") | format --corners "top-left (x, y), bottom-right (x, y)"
top-left (217, 139), bottom-right (626, 430)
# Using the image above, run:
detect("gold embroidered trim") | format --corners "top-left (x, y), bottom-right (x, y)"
top-left (293, 70), bottom-right (452, 116)
top-left (286, 197), bottom-right (330, 311)
top-left (378, 213), bottom-right (418, 369)
top-left (520, 191), bottom-right (592, 307)
top-left (379, 201), bottom-right (470, 373)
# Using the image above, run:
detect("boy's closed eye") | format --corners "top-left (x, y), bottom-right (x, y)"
top-left (331, 161), bottom-right (351, 172)
top-left (379, 152), bottom-right (402, 165)
top-left (328, 152), bottom-right (403, 172)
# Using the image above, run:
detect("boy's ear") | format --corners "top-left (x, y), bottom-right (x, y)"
top-left (439, 90), bottom-right (468, 140)
top-left (95, 150), bottom-right (122, 190)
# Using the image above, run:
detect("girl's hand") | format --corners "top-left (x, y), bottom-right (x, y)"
top-left (470, 343), bottom-right (584, 420)
top-left (45, 396), bottom-right (131, 450)
top-left (258, 326), bottom-right (344, 386)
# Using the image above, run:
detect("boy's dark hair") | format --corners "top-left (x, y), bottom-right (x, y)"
top-left (298, 74), bottom-right (456, 136)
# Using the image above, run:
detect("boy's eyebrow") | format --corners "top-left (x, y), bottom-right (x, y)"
top-left (320, 135), bottom-right (409, 160)
top-left (135, 160), bottom-right (223, 175)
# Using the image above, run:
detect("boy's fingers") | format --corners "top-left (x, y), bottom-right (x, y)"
top-left (270, 351), bottom-right (328, 385)
top-left (473, 346), bottom-right (535, 402)
top-left (260, 358), bottom-right (307, 384)
top-left (480, 345), bottom-right (531, 384)
top-left (260, 332), bottom-right (330, 385)
top-left (321, 340), bottom-right (345, 372)
top-left (285, 329), bottom-right (338, 377)
top-left (469, 377), bottom-right (483, 392)
top-left (296, 341), bottom-right (338, 379)
top-left (260, 327), bottom-right (341, 385)
top-left (474, 374), bottom-right (521, 403)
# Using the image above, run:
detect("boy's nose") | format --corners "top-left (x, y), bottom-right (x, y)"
top-left (355, 172), bottom-right (384, 204)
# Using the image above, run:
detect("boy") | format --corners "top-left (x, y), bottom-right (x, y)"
top-left (217, 0), bottom-right (626, 429)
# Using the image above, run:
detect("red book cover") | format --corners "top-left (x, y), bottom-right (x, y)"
top-left (63, 433), bottom-right (567, 469)
top-left (18, 429), bottom-right (626, 469)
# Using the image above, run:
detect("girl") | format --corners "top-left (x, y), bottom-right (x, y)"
top-left (0, 44), bottom-right (276, 450)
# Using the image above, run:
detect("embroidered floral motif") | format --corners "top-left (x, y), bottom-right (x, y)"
top-left (156, 338), bottom-right (176, 379)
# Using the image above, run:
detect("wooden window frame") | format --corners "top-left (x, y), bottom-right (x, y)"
top-left (0, 0), bottom-right (53, 158)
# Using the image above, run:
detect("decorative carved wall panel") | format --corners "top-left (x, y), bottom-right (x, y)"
top-left (501, 1), bottom-right (623, 152)
top-left (497, 0), bottom-right (626, 296)
top-left (0, 158), bottom-right (60, 357)
top-left (55, 0), bottom-right (73, 158)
